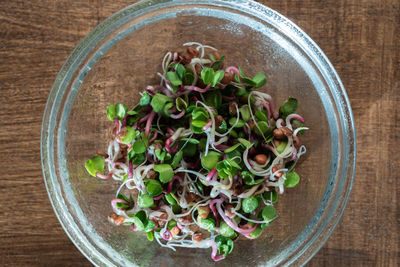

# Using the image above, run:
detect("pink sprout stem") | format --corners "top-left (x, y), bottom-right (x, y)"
top-left (209, 199), bottom-right (221, 227)
top-left (202, 121), bottom-right (212, 131)
top-left (165, 137), bottom-right (178, 154)
top-left (222, 95), bottom-right (235, 101)
top-left (131, 223), bottom-right (138, 232)
top-left (161, 229), bottom-right (173, 241)
top-left (225, 66), bottom-right (240, 76)
top-left (128, 162), bottom-right (133, 179)
top-left (209, 241), bottom-right (225, 261)
top-left (261, 102), bottom-right (271, 126)
top-left (215, 200), bottom-right (257, 236)
top-left (183, 84), bottom-right (211, 93)
top-left (114, 119), bottom-right (120, 134)
top-left (286, 114), bottom-right (305, 126)
top-left (149, 130), bottom-right (158, 144)
top-left (145, 110), bottom-right (156, 137)
top-left (215, 144), bottom-right (230, 150)
top-left (111, 198), bottom-right (128, 213)
top-left (170, 110), bottom-right (185, 119)
top-left (206, 168), bottom-right (217, 182)
top-left (138, 113), bottom-right (151, 125)
top-left (96, 171), bottom-right (114, 180)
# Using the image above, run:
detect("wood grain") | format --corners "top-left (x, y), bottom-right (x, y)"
top-left (0, 0), bottom-right (398, 266)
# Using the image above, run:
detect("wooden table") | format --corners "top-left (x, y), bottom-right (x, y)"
top-left (0, 1), bottom-right (398, 266)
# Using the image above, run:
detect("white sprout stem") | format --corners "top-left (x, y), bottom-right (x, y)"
top-left (293, 127), bottom-right (309, 136)
top-left (231, 210), bottom-right (274, 224)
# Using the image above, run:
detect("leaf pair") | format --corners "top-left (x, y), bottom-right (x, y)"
top-left (201, 67), bottom-right (225, 87)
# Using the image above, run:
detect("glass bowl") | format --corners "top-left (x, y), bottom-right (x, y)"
top-left (41, 0), bottom-right (356, 266)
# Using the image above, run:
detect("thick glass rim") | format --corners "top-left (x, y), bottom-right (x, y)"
top-left (41, 1), bottom-right (356, 266)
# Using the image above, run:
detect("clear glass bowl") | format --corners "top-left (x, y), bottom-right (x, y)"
top-left (41, 1), bottom-right (356, 266)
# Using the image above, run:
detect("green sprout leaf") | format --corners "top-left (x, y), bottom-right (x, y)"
top-left (84, 155), bottom-right (104, 177)
top-left (151, 93), bottom-right (172, 113)
top-left (276, 140), bottom-right (287, 154)
top-left (219, 221), bottom-right (237, 238)
top-left (280, 96), bottom-right (298, 119)
top-left (115, 103), bottom-right (128, 120)
top-left (201, 151), bottom-right (221, 170)
top-left (262, 205), bottom-right (277, 221)
top-left (147, 231), bottom-right (154, 241)
top-left (176, 97), bottom-right (188, 112)
top-left (182, 68), bottom-right (194, 85)
top-left (228, 117), bottom-right (245, 128)
top-left (166, 71), bottom-right (182, 87)
top-left (248, 225), bottom-right (263, 239)
top-left (242, 171), bottom-right (264, 185)
top-left (211, 55), bottom-right (225, 71)
top-left (254, 121), bottom-right (271, 136)
top-left (199, 217), bottom-right (216, 231)
top-left (106, 104), bottom-right (116, 121)
top-left (145, 179), bottom-right (163, 197)
top-left (133, 210), bottom-right (147, 231)
top-left (171, 151), bottom-right (183, 169)
top-left (239, 105), bottom-right (251, 122)
top-left (242, 196), bottom-right (259, 213)
top-left (263, 190), bottom-right (278, 203)
top-left (212, 70), bottom-right (225, 87)
top-left (284, 170), bottom-right (300, 187)
top-left (252, 73), bottom-right (267, 88)
top-left (154, 164), bottom-right (174, 183)
top-left (215, 235), bottom-right (234, 257)
top-left (175, 63), bottom-right (186, 79)
top-left (201, 67), bottom-right (214, 85)
top-left (132, 141), bottom-right (146, 154)
top-left (140, 92), bottom-right (151, 106)
top-left (238, 138), bottom-right (251, 148)
top-left (165, 193), bottom-right (178, 205)
top-left (121, 126), bottom-right (136, 143)
top-left (138, 193), bottom-right (154, 208)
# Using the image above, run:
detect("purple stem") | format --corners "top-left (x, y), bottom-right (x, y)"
top-left (138, 112), bottom-right (151, 125)
top-left (243, 125), bottom-right (249, 136)
top-left (167, 127), bottom-right (175, 135)
top-left (122, 115), bottom-right (128, 128)
top-left (165, 137), bottom-right (178, 154)
top-left (206, 168), bottom-right (217, 182)
top-left (222, 95), bottom-right (235, 101)
top-left (153, 194), bottom-right (164, 201)
top-left (170, 110), bottom-right (186, 119)
top-left (149, 130), bottom-right (158, 144)
top-left (114, 119), bottom-right (120, 134)
top-left (163, 175), bottom-right (182, 194)
top-left (209, 199), bottom-right (221, 227)
top-left (261, 102), bottom-right (271, 126)
top-left (214, 144), bottom-right (229, 150)
top-left (128, 162), bottom-right (133, 179)
top-left (183, 84), bottom-right (211, 93)
top-left (145, 110), bottom-right (156, 137)
top-left (191, 96), bottom-right (199, 102)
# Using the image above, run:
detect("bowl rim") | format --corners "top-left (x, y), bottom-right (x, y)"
top-left (41, 0), bottom-right (356, 266)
